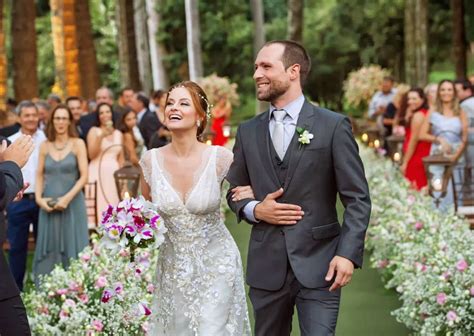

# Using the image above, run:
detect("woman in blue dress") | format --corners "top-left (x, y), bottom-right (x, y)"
top-left (34, 104), bottom-right (89, 285)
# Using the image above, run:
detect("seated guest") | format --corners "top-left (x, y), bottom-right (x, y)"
top-left (33, 105), bottom-right (89, 285)
top-left (398, 88), bottom-right (431, 190)
top-left (118, 109), bottom-right (145, 166)
top-left (87, 102), bottom-right (123, 218)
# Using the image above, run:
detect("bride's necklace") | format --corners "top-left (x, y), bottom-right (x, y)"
top-left (53, 140), bottom-right (70, 151)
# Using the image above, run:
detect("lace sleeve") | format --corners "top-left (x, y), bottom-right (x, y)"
top-left (215, 146), bottom-right (234, 183)
top-left (139, 149), bottom-right (153, 186)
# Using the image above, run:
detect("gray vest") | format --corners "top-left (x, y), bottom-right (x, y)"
top-left (269, 133), bottom-right (294, 188)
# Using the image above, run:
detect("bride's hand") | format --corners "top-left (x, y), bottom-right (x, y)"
top-left (231, 185), bottom-right (255, 202)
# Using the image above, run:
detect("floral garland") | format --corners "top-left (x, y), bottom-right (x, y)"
top-left (361, 145), bottom-right (473, 335)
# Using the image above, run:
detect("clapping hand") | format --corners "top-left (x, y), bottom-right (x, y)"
top-left (0, 135), bottom-right (34, 168)
top-left (325, 256), bottom-right (355, 291)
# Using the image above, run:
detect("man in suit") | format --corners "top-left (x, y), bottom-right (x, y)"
top-left (0, 134), bottom-right (35, 335)
top-left (226, 40), bottom-right (371, 336)
top-left (129, 92), bottom-right (162, 149)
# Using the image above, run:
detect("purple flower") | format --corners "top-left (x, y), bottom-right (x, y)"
top-left (446, 310), bottom-right (458, 322)
top-left (114, 282), bottom-right (123, 295)
top-left (133, 215), bottom-right (146, 230)
top-left (150, 215), bottom-right (160, 229)
top-left (138, 303), bottom-right (152, 316)
top-left (101, 289), bottom-right (113, 303)
top-left (125, 225), bottom-right (137, 236)
top-left (436, 292), bottom-right (447, 305)
top-left (456, 259), bottom-right (468, 272)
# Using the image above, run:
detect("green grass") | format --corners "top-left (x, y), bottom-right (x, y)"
top-left (224, 202), bottom-right (409, 336)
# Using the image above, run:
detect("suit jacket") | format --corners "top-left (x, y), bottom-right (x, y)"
top-left (138, 110), bottom-right (161, 149)
top-left (0, 160), bottom-right (24, 300)
top-left (226, 100), bottom-right (371, 291)
top-left (0, 123), bottom-right (20, 138)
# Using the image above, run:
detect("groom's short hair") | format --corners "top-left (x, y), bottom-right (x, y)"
top-left (264, 40), bottom-right (312, 87)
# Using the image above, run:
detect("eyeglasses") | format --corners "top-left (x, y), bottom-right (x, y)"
top-left (53, 117), bottom-right (70, 122)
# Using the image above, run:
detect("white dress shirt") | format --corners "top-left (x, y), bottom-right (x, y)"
top-left (137, 108), bottom-right (147, 124)
top-left (242, 95), bottom-right (305, 223)
top-left (8, 129), bottom-right (47, 194)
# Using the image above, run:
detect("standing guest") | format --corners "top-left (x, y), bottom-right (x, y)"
top-left (66, 96), bottom-right (87, 139)
top-left (454, 79), bottom-right (474, 164)
top-left (33, 105), bottom-right (89, 285)
top-left (7, 101), bottom-right (46, 291)
top-left (35, 100), bottom-right (50, 131)
top-left (424, 83), bottom-right (438, 111)
top-left (469, 74), bottom-right (474, 86)
top-left (118, 109), bottom-right (145, 166)
top-left (79, 87), bottom-right (119, 141)
top-left (116, 87), bottom-right (134, 116)
top-left (129, 92), bottom-right (160, 149)
top-left (368, 76), bottom-right (396, 137)
top-left (0, 135), bottom-right (35, 336)
top-left (419, 80), bottom-right (468, 209)
top-left (149, 90), bottom-right (171, 149)
top-left (47, 94), bottom-right (61, 111)
top-left (87, 103), bottom-right (123, 218)
top-left (399, 88), bottom-right (432, 190)
top-left (211, 95), bottom-right (232, 146)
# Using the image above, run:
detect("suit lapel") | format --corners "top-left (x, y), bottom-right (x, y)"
top-left (257, 111), bottom-right (281, 188)
top-left (283, 101), bottom-right (317, 189)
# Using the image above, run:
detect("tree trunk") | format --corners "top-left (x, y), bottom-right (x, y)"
top-left (404, 0), bottom-right (428, 87)
top-left (75, 0), bottom-right (100, 99)
top-left (146, 0), bottom-right (169, 90)
top-left (184, 0), bottom-right (203, 80)
top-left (134, 0), bottom-right (153, 95)
top-left (0, 0), bottom-right (7, 111)
top-left (250, 0), bottom-right (267, 114)
top-left (50, 0), bottom-right (67, 98)
top-left (63, 0), bottom-right (81, 97)
top-left (116, 0), bottom-right (141, 91)
top-left (451, 0), bottom-right (468, 79)
top-left (11, 0), bottom-right (38, 100)
top-left (287, 0), bottom-right (303, 43)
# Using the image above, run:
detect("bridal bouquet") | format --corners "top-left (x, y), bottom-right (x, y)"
top-left (99, 196), bottom-right (167, 262)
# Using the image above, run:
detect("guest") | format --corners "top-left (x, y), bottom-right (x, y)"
top-left (66, 96), bottom-right (87, 139)
top-left (211, 95), bottom-right (232, 146)
top-left (424, 83), bottom-right (438, 111)
top-left (129, 92), bottom-right (160, 149)
top-left (149, 90), bottom-right (170, 149)
top-left (116, 87), bottom-right (134, 116)
top-left (419, 80), bottom-right (468, 209)
top-left (399, 88), bottom-right (431, 190)
top-left (79, 87), bottom-right (119, 140)
top-left (368, 76), bottom-right (396, 137)
top-left (469, 74), bottom-right (474, 86)
top-left (118, 109), bottom-right (145, 166)
top-left (33, 105), bottom-right (89, 285)
top-left (7, 101), bottom-right (46, 290)
top-left (0, 135), bottom-right (35, 336)
top-left (87, 103), bottom-right (123, 219)
top-left (47, 94), bottom-right (61, 111)
top-left (0, 106), bottom-right (20, 138)
top-left (454, 79), bottom-right (474, 164)
top-left (35, 100), bottom-right (50, 131)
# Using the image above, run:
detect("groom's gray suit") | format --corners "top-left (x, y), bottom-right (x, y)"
top-left (226, 100), bottom-right (371, 335)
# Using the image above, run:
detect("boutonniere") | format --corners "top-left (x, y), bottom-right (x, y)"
top-left (296, 127), bottom-right (314, 148)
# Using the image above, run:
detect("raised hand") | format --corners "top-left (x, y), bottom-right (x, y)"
top-left (0, 135), bottom-right (35, 168)
top-left (254, 188), bottom-right (304, 225)
top-left (325, 256), bottom-right (354, 291)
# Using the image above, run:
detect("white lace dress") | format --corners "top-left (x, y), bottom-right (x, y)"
top-left (140, 146), bottom-right (251, 336)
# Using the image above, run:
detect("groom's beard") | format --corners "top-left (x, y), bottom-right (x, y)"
top-left (257, 79), bottom-right (290, 102)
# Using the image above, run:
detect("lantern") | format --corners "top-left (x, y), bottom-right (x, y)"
top-left (386, 134), bottom-right (405, 164)
top-left (422, 154), bottom-right (455, 207)
top-left (114, 161), bottom-right (141, 201)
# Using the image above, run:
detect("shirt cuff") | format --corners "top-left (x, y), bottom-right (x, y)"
top-left (243, 200), bottom-right (260, 223)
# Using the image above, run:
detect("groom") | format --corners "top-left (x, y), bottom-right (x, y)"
top-left (226, 40), bottom-right (371, 335)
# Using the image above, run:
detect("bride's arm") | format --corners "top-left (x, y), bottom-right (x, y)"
top-left (140, 173), bottom-right (151, 201)
top-left (139, 150), bottom-right (152, 201)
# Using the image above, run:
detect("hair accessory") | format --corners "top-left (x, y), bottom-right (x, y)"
top-left (171, 84), bottom-right (213, 120)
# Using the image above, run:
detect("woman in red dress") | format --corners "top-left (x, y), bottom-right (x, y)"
top-left (399, 88), bottom-right (431, 190)
top-left (211, 96), bottom-right (232, 146)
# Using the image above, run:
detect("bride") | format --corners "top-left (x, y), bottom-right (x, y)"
top-left (140, 81), bottom-right (251, 335)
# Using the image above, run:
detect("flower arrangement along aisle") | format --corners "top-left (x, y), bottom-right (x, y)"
top-left (23, 197), bottom-right (167, 335)
top-left (197, 73), bottom-right (240, 106)
top-left (360, 145), bottom-right (473, 336)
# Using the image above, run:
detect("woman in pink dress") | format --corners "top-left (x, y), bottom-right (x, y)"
top-left (87, 103), bottom-right (123, 221)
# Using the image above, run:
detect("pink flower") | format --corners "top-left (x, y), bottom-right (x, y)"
top-left (64, 299), bottom-right (76, 308)
top-left (56, 288), bottom-right (68, 295)
top-left (59, 309), bottom-right (69, 319)
top-left (119, 249), bottom-right (128, 257)
top-left (470, 287), bottom-right (474, 297)
top-left (142, 321), bottom-right (150, 333)
top-left (442, 271), bottom-right (451, 281)
top-left (68, 281), bottom-right (80, 291)
top-left (436, 292), bottom-right (447, 305)
top-left (138, 303), bottom-right (152, 316)
top-left (81, 253), bottom-right (91, 262)
top-left (147, 284), bottom-right (155, 293)
top-left (456, 259), bottom-right (468, 272)
top-left (447, 310), bottom-right (458, 322)
top-left (415, 262), bottom-right (427, 272)
top-left (377, 259), bottom-right (389, 269)
top-left (114, 282), bottom-right (123, 295)
top-left (135, 267), bottom-right (143, 277)
top-left (92, 320), bottom-right (104, 332)
top-left (101, 289), bottom-right (113, 303)
top-left (133, 215), bottom-right (146, 230)
top-left (95, 276), bottom-right (107, 288)
top-left (407, 195), bottom-right (416, 205)
top-left (414, 222), bottom-right (423, 231)
top-left (38, 305), bottom-right (49, 315)
top-left (79, 293), bottom-right (89, 304)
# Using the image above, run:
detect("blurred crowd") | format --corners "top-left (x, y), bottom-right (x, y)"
top-left (369, 75), bottom-right (474, 210)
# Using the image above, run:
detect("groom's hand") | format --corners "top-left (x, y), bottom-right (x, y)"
top-left (254, 188), bottom-right (303, 225)
top-left (326, 256), bottom-right (354, 291)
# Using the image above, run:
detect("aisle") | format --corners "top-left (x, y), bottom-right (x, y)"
top-left (225, 213), bottom-right (409, 336)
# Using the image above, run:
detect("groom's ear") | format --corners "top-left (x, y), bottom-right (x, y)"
top-left (288, 63), bottom-right (300, 82)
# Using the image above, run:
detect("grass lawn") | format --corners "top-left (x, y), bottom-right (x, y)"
top-left (225, 209), bottom-right (409, 336)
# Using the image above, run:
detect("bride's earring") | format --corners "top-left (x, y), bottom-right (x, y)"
top-left (196, 120), bottom-right (201, 128)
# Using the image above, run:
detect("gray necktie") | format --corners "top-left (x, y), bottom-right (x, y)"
top-left (272, 109), bottom-right (287, 160)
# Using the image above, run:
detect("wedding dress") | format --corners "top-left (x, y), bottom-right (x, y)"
top-left (140, 146), bottom-right (251, 335)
